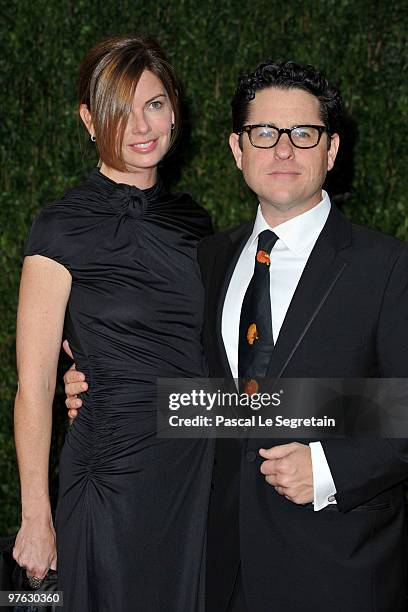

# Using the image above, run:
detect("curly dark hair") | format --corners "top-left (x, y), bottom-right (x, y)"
top-left (231, 60), bottom-right (343, 140)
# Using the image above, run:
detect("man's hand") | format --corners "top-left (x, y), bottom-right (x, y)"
top-left (62, 340), bottom-right (87, 419)
top-left (259, 442), bottom-right (313, 505)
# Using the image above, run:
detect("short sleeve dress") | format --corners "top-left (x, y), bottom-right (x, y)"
top-left (24, 168), bottom-right (215, 612)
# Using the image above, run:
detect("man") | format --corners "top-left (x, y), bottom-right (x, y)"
top-left (65, 61), bottom-right (408, 611)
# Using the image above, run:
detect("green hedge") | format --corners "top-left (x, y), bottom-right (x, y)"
top-left (1, 0), bottom-right (407, 533)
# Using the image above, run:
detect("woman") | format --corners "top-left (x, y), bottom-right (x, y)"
top-left (13, 35), bottom-right (214, 612)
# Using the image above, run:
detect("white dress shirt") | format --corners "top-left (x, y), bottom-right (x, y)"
top-left (221, 191), bottom-right (336, 510)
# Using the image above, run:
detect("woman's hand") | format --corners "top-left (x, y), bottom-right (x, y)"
top-left (13, 517), bottom-right (57, 580)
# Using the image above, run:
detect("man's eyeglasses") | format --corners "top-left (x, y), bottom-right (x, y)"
top-left (237, 124), bottom-right (328, 149)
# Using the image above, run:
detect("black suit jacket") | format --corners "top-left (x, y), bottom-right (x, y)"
top-left (198, 205), bottom-right (408, 612)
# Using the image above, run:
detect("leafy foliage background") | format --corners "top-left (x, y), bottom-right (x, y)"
top-left (1, 0), bottom-right (407, 532)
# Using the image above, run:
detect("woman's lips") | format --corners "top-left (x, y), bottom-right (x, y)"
top-left (128, 139), bottom-right (158, 154)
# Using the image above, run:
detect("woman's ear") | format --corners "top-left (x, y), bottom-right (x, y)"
top-left (79, 104), bottom-right (95, 139)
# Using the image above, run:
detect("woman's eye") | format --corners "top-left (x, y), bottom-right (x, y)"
top-left (149, 100), bottom-right (163, 110)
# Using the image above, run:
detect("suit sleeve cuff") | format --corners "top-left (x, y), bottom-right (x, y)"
top-left (309, 441), bottom-right (337, 511)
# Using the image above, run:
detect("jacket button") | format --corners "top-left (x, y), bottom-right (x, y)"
top-left (246, 451), bottom-right (257, 462)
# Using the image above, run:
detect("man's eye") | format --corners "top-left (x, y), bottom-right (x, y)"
top-left (292, 129), bottom-right (311, 139)
top-left (258, 128), bottom-right (275, 138)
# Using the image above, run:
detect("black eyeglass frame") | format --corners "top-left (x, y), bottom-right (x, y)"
top-left (237, 124), bottom-right (329, 149)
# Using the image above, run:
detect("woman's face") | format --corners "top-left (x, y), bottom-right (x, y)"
top-left (81, 68), bottom-right (175, 187)
top-left (120, 69), bottom-right (174, 175)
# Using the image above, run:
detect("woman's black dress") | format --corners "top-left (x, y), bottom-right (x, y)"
top-left (24, 169), bottom-right (214, 612)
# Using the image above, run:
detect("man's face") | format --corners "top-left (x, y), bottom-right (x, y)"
top-left (229, 87), bottom-right (339, 222)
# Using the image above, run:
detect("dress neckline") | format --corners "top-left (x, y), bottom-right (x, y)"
top-left (90, 168), bottom-right (164, 196)
top-left (88, 168), bottom-right (166, 218)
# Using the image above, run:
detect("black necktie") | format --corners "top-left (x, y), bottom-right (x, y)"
top-left (238, 229), bottom-right (278, 393)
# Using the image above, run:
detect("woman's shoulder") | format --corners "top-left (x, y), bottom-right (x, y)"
top-left (29, 197), bottom-right (81, 226)
top-left (29, 171), bottom-right (113, 228)
top-left (23, 175), bottom-right (107, 272)
top-left (163, 188), bottom-right (213, 240)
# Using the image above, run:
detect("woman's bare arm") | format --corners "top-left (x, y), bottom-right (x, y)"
top-left (13, 254), bottom-right (71, 578)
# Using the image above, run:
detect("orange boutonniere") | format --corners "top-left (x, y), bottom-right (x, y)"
top-left (244, 378), bottom-right (259, 396)
top-left (256, 250), bottom-right (270, 265)
top-left (247, 323), bottom-right (259, 345)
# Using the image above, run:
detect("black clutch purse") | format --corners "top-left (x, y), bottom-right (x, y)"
top-left (0, 534), bottom-right (58, 612)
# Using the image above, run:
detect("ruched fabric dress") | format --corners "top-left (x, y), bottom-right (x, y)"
top-left (24, 169), bottom-right (214, 612)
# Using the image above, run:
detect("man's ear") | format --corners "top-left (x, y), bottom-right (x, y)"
top-left (229, 132), bottom-right (243, 171)
top-left (327, 133), bottom-right (340, 171)
top-left (79, 104), bottom-right (95, 138)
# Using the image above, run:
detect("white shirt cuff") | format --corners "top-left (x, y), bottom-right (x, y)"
top-left (309, 441), bottom-right (337, 511)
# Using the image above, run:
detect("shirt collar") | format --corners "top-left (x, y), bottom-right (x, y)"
top-left (247, 191), bottom-right (331, 255)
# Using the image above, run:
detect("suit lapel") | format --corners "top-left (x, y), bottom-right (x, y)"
top-left (265, 206), bottom-right (351, 378)
top-left (209, 222), bottom-right (253, 378)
